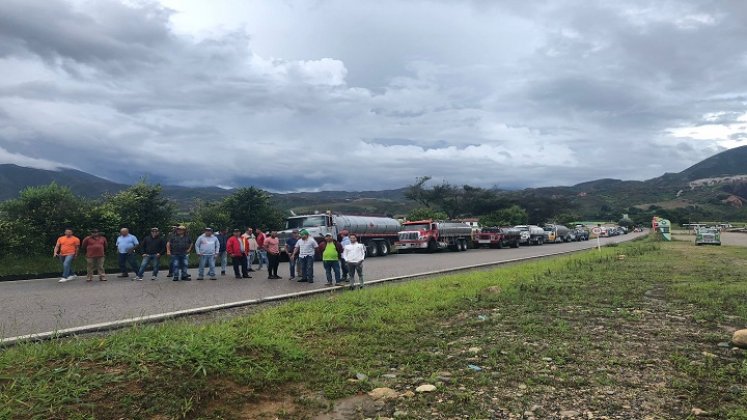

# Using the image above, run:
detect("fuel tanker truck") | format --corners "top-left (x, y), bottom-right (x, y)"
top-left (396, 220), bottom-right (474, 252)
top-left (278, 212), bottom-right (401, 258)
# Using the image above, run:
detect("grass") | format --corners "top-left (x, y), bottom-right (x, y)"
top-left (1, 238), bottom-right (746, 418)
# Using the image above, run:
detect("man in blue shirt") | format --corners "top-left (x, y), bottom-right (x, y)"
top-left (116, 228), bottom-right (140, 279)
top-left (284, 229), bottom-right (300, 280)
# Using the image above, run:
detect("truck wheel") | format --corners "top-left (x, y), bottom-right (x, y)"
top-left (377, 241), bottom-right (390, 256)
top-left (511, 240), bottom-right (519, 248)
top-left (496, 240), bottom-right (503, 249)
top-left (460, 239), bottom-right (467, 251)
top-left (368, 243), bottom-right (379, 257)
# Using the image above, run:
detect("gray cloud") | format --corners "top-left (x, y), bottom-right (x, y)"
top-left (0, 0), bottom-right (746, 192)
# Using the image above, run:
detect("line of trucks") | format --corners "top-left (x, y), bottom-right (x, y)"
top-left (277, 212), bottom-right (593, 258)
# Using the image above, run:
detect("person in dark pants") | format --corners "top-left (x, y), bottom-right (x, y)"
top-left (285, 229), bottom-right (300, 280)
top-left (216, 228), bottom-right (229, 276)
top-left (319, 233), bottom-right (343, 286)
top-left (166, 225), bottom-right (178, 277)
top-left (116, 228), bottom-right (140, 279)
top-left (138, 227), bottom-right (166, 280)
top-left (264, 231), bottom-right (282, 279)
top-left (227, 229), bottom-right (251, 279)
top-left (339, 230), bottom-right (351, 282)
top-left (167, 225), bottom-right (192, 281)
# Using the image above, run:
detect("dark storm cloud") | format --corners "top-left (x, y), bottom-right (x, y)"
top-left (0, 0), bottom-right (746, 191)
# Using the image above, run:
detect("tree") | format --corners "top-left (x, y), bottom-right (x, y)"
top-left (104, 182), bottom-right (175, 238)
top-left (479, 205), bottom-right (529, 227)
top-left (0, 183), bottom-right (88, 252)
top-left (218, 187), bottom-right (284, 231)
top-left (404, 176), bottom-right (434, 208)
top-left (189, 200), bottom-right (231, 232)
top-left (407, 207), bottom-right (448, 221)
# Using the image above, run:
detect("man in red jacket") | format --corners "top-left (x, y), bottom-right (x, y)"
top-left (226, 229), bottom-right (252, 279)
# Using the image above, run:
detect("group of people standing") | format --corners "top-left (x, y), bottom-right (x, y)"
top-left (53, 225), bottom-right (367, 290)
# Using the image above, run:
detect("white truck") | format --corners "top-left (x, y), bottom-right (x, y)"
top-left (278, 212), bottom-right (401, 257)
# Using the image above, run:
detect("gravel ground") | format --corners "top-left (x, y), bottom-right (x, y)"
top-left (0, 232), bottom-right (644, 340)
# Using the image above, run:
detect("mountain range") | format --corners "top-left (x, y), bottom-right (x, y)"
top-left (2, 145), bottom-right (747, 220)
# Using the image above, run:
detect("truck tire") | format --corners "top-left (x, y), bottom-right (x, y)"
top-left (511, 240), bottom-right (519, 248)
top-left (377, 241), bottom-right (390, 256)
top-left (368, 242), bottom-right (379, 257)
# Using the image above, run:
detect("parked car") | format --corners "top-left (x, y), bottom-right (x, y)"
top-left (695, 228), bottom-right (721, 246)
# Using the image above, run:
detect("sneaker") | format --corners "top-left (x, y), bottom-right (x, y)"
top-left (135, 277), bottom-right (143, 281)
top-left (151, 276), bottom-right (157, 280)
top-left (172, 278), bottom-right (179, 282)
top-left (166, 273), bottom-right (173, 277)
top-left (100, 277), bottom-right (107, 281)
top-left (298, 278), bottom-right (308, 282)
top-left (86, 277), bottom-right (93, 282)
top-left (67, 275), bottom-right (76, 281)
top-left (275, 276), bottom-right (283, 279)
top-left (197, 277), bottom-right (205, 281)
top-left (235, 275), bottom-right (241, 279)
top-left (289, 276), bottom-right (295, 280)
top-left (210, 277), bottom-right (217, 281)
top-left (242, 274), bottom-right (252, 278)
top-left (58, 277), bottom-right (69, 283)
top-left (183, 277), bottom-right (191, 281)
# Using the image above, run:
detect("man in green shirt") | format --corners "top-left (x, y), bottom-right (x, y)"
top-left (319, 233), bottom-right (343, 286)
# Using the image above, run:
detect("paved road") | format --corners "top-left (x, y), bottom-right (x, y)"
top-left (0, 233), bottom-right (645, 340)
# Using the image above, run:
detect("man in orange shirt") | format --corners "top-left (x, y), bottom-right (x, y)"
top-left (54, 228), bottom-right (81, 283)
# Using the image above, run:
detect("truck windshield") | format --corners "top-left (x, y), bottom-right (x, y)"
top-left (481, 227), bottom-right (500, 233)
top-left (286, 216), bottom-right (327, 229)
top-left (543, 226), bottom-right (554, 232)
top-left (403, 223), bottom-right (429, 231)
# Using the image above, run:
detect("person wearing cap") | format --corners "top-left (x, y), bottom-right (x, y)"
top-left (263, 231), bottom-right (282, 279)
top-left (227, 228), bottom-right (252, 279)
top-left (138, 227), bottom-right (166, 280)
top-left (195, 227), bottom-right (220, 280)
top-left (167, 225), bottom-right (192, 281)
top-left (116, 228), bottom-right (140, 280)
top-left (319, 233), bottom-right (344, 286)
top-left (81, 229), bottom-right (107, 282)
top-left (285, 229), bottom-right (300, 280)
top-left (292, 229), bottom-right (318, 283)
top-left (215, 228), bottom-right (229, 276)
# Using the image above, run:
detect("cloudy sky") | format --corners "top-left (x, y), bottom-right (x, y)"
top-left (0, 0), bottom-right (745, 191)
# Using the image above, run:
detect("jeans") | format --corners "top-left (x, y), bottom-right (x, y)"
top-left (323, 260), bottom-right (341, 284)
top-left (347, 261), bottom-right (364, 288)
top-left (248, 250), bottom-right (256, 270)
top-left (118, 253), bottom-right (139, 275)
top-left (257, 249), bottom-right (268, 269)
top-left (232, 254), bottom-right (248, 278)
top-left (218, 251), bottom-right (227, 273)
top-left (138, 254), bottom-right (160, 277)
top-left (60, 255), bottom-right (75, 278)
top-left (86, 256), bottom-right (105, 278)
top-left (289, 256), bottom-right (297, 278)
top-left (171, 254), bottom-right (189, 280)
top-left (267, 253), bottom-right (280, 277)
top-left (198, 254), bottom-right (216, 278)
top-left (340, 258), bottom-right (349, 279)
top-left (299, 255), bottom-right (314, 281)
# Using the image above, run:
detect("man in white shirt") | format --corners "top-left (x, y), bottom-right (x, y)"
top-left (293, 229), bottom-right (319, 283)
top-left (342, 233), bottom-right (366, 290)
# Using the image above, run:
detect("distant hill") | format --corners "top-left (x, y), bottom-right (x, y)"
top-left (0, 164), bottom-right (124, 200)
top-left (2, 145), bottom-right (747, 221)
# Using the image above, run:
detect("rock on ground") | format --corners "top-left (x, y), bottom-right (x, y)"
top-left (732, 329), bottom-right (747, 348)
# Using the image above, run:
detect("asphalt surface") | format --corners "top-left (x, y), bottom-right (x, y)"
top-left (0, 232), bottom-right (645, 340)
